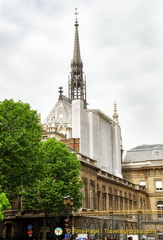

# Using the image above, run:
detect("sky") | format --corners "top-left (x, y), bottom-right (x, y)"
top-left (0, 0), bottom-right (163, 153)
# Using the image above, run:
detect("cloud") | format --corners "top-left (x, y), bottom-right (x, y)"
top-left (0, 0), bottom-right (163, 152)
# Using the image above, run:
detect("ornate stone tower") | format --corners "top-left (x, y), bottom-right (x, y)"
top-left (42, 10), bottom-right (123, 177)
top-left (68, 9), bottom-right (87, 108)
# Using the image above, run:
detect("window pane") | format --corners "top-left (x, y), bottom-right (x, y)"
top-left (140, 181), bottom-right (146, 186)
top-left (156, 181), bottom-right (162, 190)
top-left (157, 201), bottom-right (163, 219)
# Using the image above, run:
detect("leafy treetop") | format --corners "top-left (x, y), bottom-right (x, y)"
top-left (22, 138), bottom-right (83, 216)
top-left (0, 99), bottom-right (43, 195)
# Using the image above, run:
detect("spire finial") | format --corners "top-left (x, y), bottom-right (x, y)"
top-left (58, 87), bottom-right (63, 100)
top-left (113, 101), bottom-right (119, 124)
top-left (59, 86), bottom-right (63, 95)
top-left (75, 8), bottom-right (78, 23)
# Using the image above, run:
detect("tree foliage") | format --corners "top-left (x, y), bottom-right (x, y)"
top-left (22, 138), bottom-right (83, 215)
top-left (0, 99), bottom-right (43, 195)
top-left (0, 187), bottom-right (10, 220)
top-left (0, 99), bottom-right (83, 237)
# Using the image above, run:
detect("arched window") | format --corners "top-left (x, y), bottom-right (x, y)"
top-left (157, 201), bottom-right (163, 218)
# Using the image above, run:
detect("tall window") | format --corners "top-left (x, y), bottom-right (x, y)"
top-left (97, 183), bottom-right (100, 211)
top-left (97, 192), bottom-right (100, 211)
top-left (124, 192), bottom-right (128, 209)
top-left (120, 191), bottom-right (123, 211)
top-left (129, 193), bottom-right (132, 211)
top-left (156, 181), bottom-right (162, 191)
top-left (102, 194), bottom-right (106, 211)
top-left (120, 198), bottom-right (123, 211)
top-left (109, 187), bottom-right (113, 209)
top-left (90, 187), bottom-right (93, 209)
top-left (114, 190), bottom-right (118, 210)
top-left (82, 188), bottom-right (86, 208)
top-left (82, 179), bottom-right (88, 208)
top-left (89, 181), bottom-right (95, 209)
top-left (133, 195), bottom-right (136, 210)
top-left (157, 201), bottom-right (163, 219)
top-left (140, 197), bottom-right (143, 209)
top-left (102, 185), bottom-right (106, 211)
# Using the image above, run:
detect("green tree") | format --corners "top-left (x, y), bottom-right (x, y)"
top-left (0, 99), bottom-right (43, 196)
top-left (22, 138), bottom-right (83, 240)
top-left (0, 187), bottom-right (10, 220)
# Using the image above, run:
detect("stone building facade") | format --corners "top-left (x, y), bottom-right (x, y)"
top-left (122, 144), bottom-right (163, 240)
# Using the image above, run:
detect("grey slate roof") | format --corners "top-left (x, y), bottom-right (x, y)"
top-left (129, 144), bottom-right (163, 151)
top-left (124, 144), bottom-right (163, 162)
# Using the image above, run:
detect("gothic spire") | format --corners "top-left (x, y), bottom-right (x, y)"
top-left (73, 8), bottom-right (81, 64)
top-left (68, 8), bottom-right (87, 107)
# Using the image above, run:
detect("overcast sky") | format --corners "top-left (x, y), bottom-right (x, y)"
top-left (1, 0), bottom-right (163, 153)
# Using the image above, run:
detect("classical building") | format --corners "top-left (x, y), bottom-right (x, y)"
top-left (122, 144), bottom-right (163, 240)
top-left (0, 12), bottom-right (161, 240)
